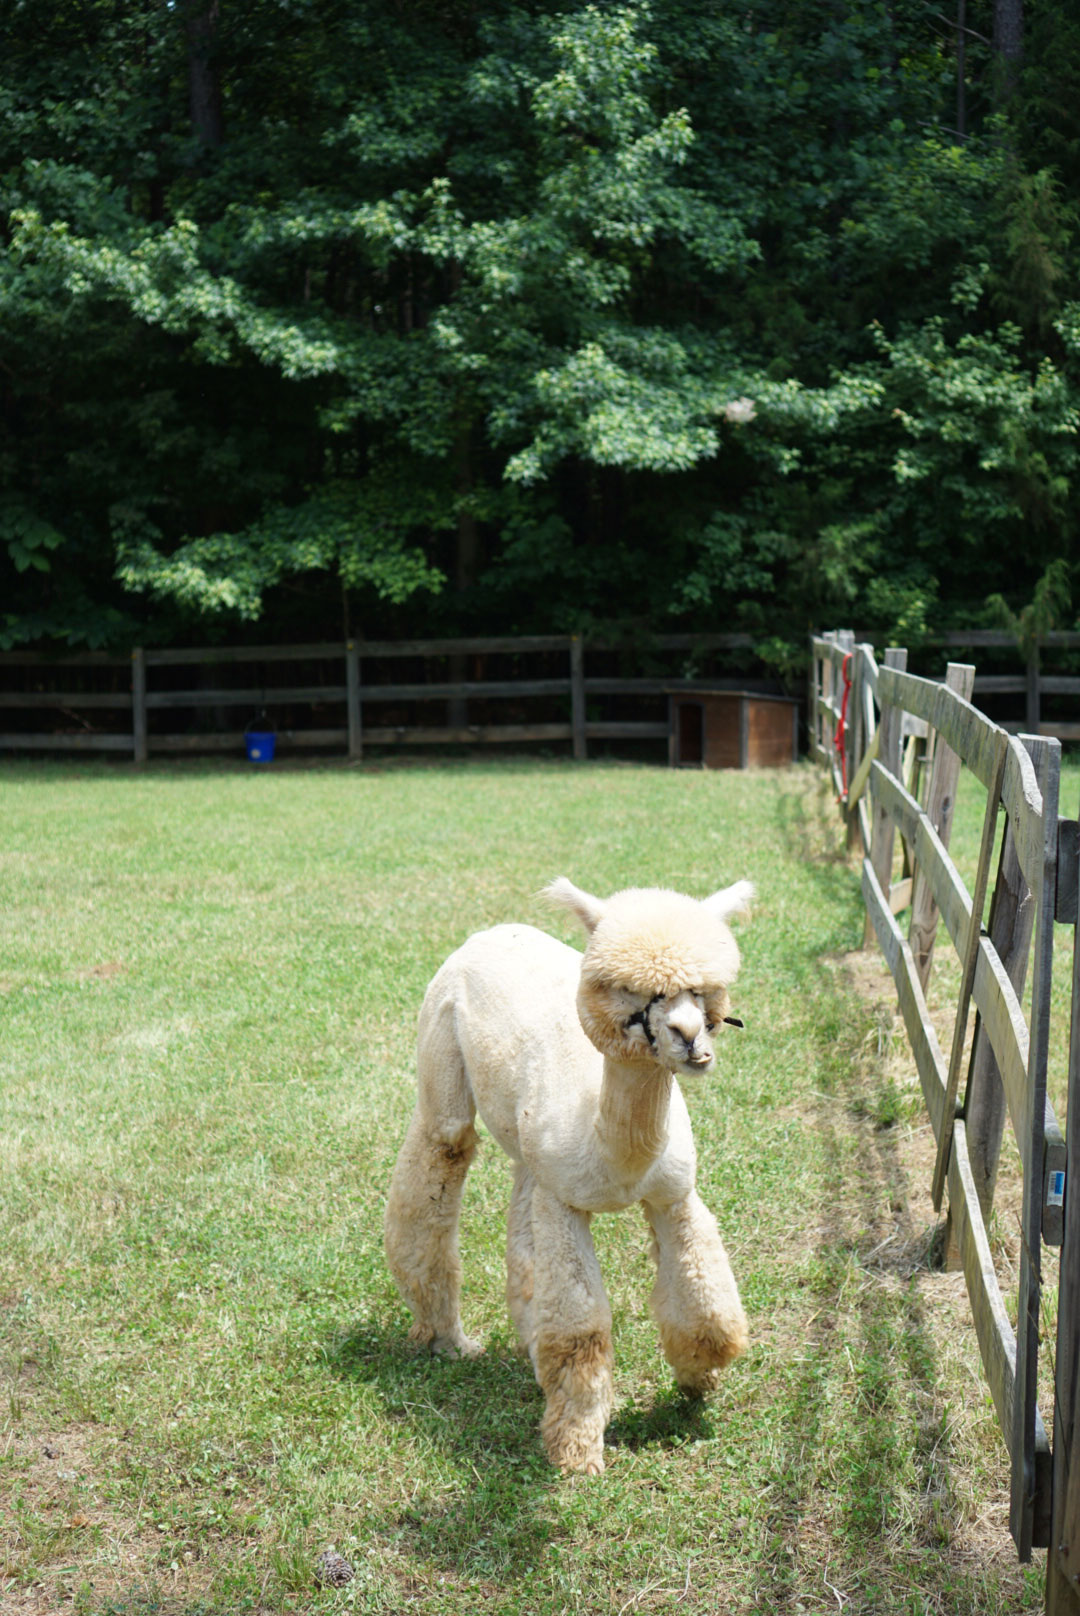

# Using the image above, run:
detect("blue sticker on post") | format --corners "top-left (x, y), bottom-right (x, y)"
top-left (1048, 1170), bottom-right (1066, 1208)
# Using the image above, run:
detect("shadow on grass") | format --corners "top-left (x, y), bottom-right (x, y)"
top-left (327, 1318), bottom-right (566, 1584)
top-left (748, 776), bottom-right (987, 1609)
top-left (772, 766), bottom-right (865, 915)
top-left (327, 1308), bottom-right (725, 1589)
top-left (606, 1385), bottom-right (718, 1452)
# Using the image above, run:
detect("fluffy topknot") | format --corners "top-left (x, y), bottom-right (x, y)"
top-left (580, 886), bottom-right (741, 999)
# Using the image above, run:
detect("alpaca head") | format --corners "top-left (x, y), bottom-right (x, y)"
top-left (545, 878), bottom-right (752, 1075)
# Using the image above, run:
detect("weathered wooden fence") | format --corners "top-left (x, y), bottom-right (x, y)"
top-left (821, 628), bottom-right (1080, 740)
top-left (812, 630), bottom-right (1080, 1611)
top-left (0, 632), bottom-right (783, 762)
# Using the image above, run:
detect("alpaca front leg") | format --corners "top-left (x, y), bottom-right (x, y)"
top-left (531, 1186), bottom-right (614, 1475)
top-left (384, 1107), bottom-right (481, 1358)
top-left (506, 1163), bottom-right (536, 1354)
top-left (644, 1192), bottom-right (748, 1394)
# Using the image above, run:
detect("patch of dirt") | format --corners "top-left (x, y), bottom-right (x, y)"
top-left (77, 960), bottom-right (127, 982)
top-left (0, 1422), bottom-right (246, 1615)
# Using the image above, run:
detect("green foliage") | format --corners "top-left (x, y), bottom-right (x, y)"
top-left (987, 558), bottom-right (1073, 655)
top-left (113, 476), bottom-right (446, 618)
top-left (0, 498), bottom-right (64, 575)
top-left (990, 165), bottom-right (1077, 335)
top-left (1, 0), bottom-right (1077, 653)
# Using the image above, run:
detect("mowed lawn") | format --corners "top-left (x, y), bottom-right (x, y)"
top-left (0, 756), bottom-right (1057, 1615)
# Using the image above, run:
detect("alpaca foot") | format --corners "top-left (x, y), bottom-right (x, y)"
top-left (407, 1322), bottom-right (483, 1359)
top-left (542, 1425), bottom-right (606, 1476)
top-left (664, 1318), bottom-right (748, 1394)
top-left (536, 1330), bottom-right (613, 1478)
top-left (433, 1332), bottom-right (483, 1359)
top-left (675, 1366), bottom-right (723, 1397)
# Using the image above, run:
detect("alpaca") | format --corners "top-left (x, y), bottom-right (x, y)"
top-left (384, 877), bottom-right (752, 1475)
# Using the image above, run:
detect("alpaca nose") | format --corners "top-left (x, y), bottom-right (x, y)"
top-left (668, 1000), bottom-right (704, 1048)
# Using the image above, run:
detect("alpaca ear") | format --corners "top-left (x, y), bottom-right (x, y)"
top-left (543, 877), bottom-right (607, 935)
top-left (703, 880), bottom-right (754, 924)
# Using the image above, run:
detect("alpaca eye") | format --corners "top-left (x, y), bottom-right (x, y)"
top-left (625, 994), bottom-right (662, 1043)
top-left (704, 1019), bottom-right (717, 1033)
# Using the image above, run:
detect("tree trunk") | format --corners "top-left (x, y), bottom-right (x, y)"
top-left (956, 0), bottom-right (967, 137)
top-left (993, 0), bottom-right (1023, 100)
top-left (448, 421), bottom-right (479, 728)
top-left (186, 1), bottom-right (224, 147)
top-left (454, 425), bottom-right (479, 595)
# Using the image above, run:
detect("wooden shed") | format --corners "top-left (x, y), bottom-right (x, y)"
top-left (667, 689), bottom-right (799, 769)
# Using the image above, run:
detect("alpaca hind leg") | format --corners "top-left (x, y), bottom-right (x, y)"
top-left (384, 1109), bottom-right (480, 1356)
top-left (384, 1006), bottom-right (480, 1358)
top-left (531, 1186), bottom-right (614, 1475)
top-left (644, 1192), bottom-right (748, 1394)
top-left (506, 1163), bottom-right (536, 1356)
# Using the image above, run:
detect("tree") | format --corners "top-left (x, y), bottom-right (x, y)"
top-left (1, 0), bottom-right (1076, 662)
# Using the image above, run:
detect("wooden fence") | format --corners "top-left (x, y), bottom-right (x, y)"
top-left (0, 632), bottom-right (784, 762)
top-left (812, 630), bottom-right (1080, 1611)
top-left (818, 627), bottom-right (1080, 739)
top-left (2, 625), bottom-right (1076, 765)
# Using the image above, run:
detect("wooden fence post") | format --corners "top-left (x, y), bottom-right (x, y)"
top-left (909, 662), bottom-right (976, 988)
top-left (836, 629), bottom-right (860, 851)
top-left (808, 635), bottom-right (820, 763)
top-left (1048, 771), bottom-right (1080, 1608)
top-left (132, 646), bottom-right (148, 764)
top-left (963, 801), bottom-right (1035, 1218)
top-left (941, 786), bottom-right (1034, 1274)
top-left (570, 635), bottom-right (587, 761)
top-left (827, 627), bottom-right (840, 759)
top-left (931, 729), bottom-right (1008, 1213)
top-left (1027, 641), bottom-right (1042, 736)
top-left (863, 647), bottom-right (907, 948)
top-left (447, 650), bottom-right (468, 729)
top-left (848, 642), bottom-right (879, 857)
top-left (816, 633), bottom-right (830, 763)
top-left (346, 641), bottom-right (362, 761)
top-left (1011, 733), bottom-right (1061, 1559)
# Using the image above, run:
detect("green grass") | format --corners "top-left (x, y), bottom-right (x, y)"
top-left (0, 756), bottom-right (1052, 1614)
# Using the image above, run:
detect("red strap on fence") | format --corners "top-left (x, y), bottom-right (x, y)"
top-left (833, 652), bottom-right (852, 800)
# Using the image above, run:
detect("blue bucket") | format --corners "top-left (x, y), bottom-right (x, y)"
top-left (244, 730), bottom-right (276, 764)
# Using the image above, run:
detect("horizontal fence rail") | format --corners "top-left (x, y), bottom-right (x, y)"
top-left (812, 631), bottom-right (1080, 1608)
top-left (0, 634), bottom-right (789, 763)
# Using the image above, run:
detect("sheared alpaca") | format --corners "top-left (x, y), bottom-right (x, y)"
top-left (384, 877), bottom-right (752, 1475)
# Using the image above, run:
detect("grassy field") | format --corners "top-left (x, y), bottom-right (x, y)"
top-left (0, 753), bottom-right (1070, 1616)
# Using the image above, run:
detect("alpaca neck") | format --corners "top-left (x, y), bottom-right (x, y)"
top-left (596, 1057), bottom-right (673, 1180)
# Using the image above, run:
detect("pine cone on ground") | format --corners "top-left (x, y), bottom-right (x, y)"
top-left (314, 1548), bottom-right (355, 1587)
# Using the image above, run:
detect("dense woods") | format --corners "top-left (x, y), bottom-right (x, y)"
top-left (2, 0), bottom-right (1078, 670)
